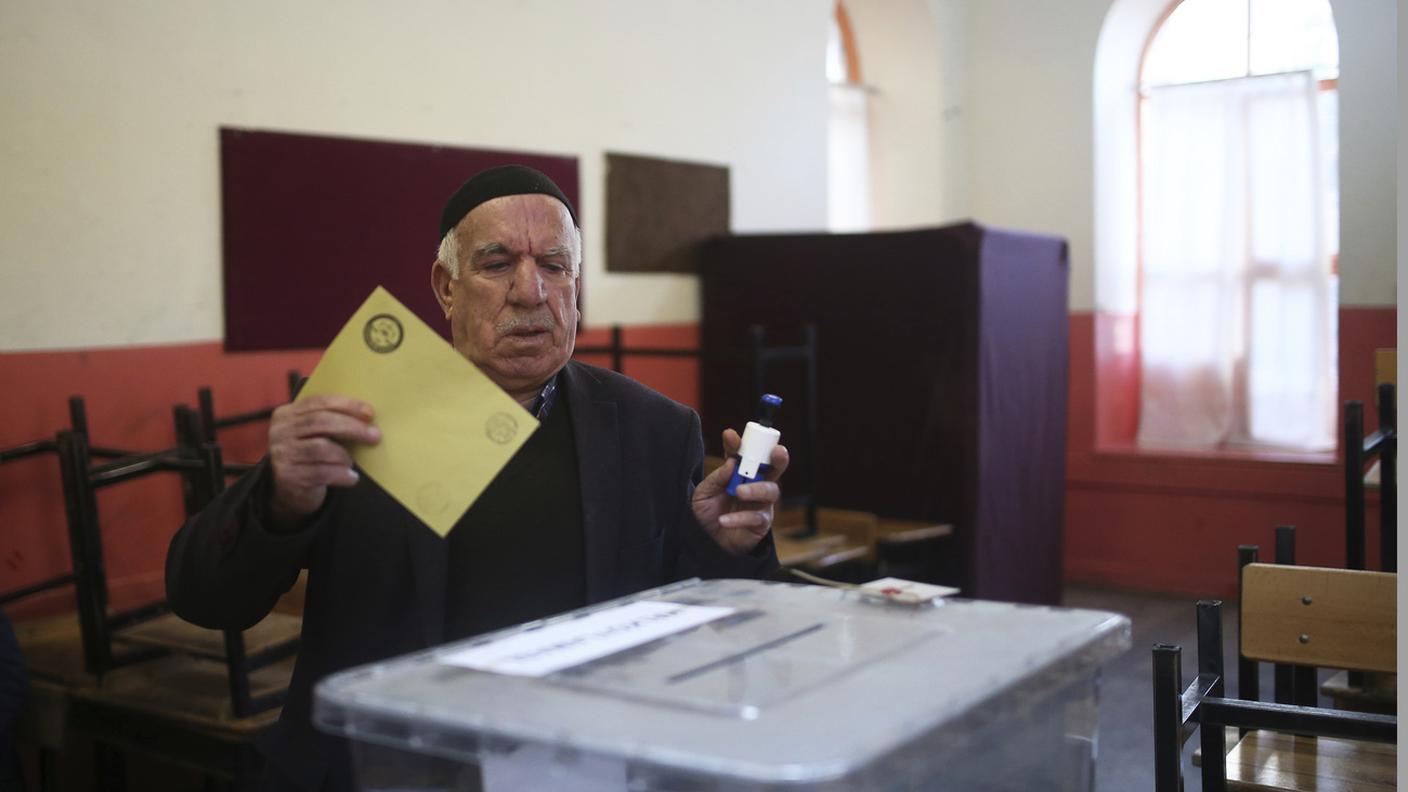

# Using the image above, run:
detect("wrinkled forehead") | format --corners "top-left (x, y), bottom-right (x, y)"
top-left (454, 193), bottom-right (576, 254)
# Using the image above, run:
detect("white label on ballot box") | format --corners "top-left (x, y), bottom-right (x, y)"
top-left (440, 601), bottom-right (736, 677)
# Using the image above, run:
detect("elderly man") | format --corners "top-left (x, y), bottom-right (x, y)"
top-left (166, 165), bottom-right (786, 792)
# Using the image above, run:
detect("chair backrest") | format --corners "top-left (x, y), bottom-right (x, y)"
top-left (1239, 563), bottom-right (1395, 674)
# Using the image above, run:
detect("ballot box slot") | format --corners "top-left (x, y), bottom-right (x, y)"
top-left (545, 607), bottom-right (947, 719)
top-left (665, 622), bottom-right (825, 685)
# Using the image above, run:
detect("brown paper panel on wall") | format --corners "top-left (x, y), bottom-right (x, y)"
top-left (605, 152), bottom-right (728, 273)
top-left (221, 128), bottom-right (578, 351)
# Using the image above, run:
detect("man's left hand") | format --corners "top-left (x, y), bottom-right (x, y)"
top-left (692, 428), bottom-right (789, 555)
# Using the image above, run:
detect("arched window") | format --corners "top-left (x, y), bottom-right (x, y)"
top-left (1135, 0), bottom-right (1338, 451)
top-left (827, 2), bottom-right (871, 232)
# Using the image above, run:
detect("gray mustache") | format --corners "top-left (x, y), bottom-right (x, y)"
top-left (496, 313), bottom-right (556, 334)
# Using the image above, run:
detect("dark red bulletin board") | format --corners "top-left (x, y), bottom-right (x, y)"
top-left (220, 128), bottom-right (579, 351)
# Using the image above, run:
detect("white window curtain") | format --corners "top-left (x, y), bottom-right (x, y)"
top-left (1138, 71), bottom-right (1336, 451)
top-left (828, 82), bottom-right (872, 232)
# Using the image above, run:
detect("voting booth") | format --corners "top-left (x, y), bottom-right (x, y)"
top-left (314, 579), bottom-right (1130, 791)
top-left (700, 224), bottom-right (1070, 604)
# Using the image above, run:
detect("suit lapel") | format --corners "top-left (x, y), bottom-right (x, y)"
top-left (406, 361), bottom-right (622, 646)
top-left (563, 362), bottom-right (623, 602)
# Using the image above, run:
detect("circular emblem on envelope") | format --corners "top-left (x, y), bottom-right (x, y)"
top-left (417, 482), bottom-right (449, 515)
top-left (363, 314), bottom-right (404, 353)
top-left (485, 412), bottom-right (518, 445)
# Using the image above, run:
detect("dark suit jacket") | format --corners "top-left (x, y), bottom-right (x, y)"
top-left (166, 362), bottom-right (778, 791)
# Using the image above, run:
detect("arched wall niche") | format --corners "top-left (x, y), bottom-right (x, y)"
top-left (1091, 0), bottom-right (1169, 446)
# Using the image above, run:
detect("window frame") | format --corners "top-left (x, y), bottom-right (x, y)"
top-left (1129, 0), bottom-right (1340, 456)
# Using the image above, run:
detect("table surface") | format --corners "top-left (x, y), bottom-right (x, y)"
top-left (773, 532), bottom-right (845, 566)
top-left (772, 517), bottom-right (953, 567)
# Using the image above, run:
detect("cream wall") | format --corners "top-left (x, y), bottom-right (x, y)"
top-left (928, 0), bottom-right (974, 225)
top-left (1334, 0), bottom-right (1399, 305)
top-left (840, 0), bottom-right (971, 230)
top-left (844, 0), bottom-right (949, 228)
top-left (0, 0), bottom-right (832, 352)
top-left (964, 0), bottom-right (1110, 311)
top-left (3, 0), bottom-right (1395, 353)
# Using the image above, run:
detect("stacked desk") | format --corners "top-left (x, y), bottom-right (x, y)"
top-left (15, 604), bottom-right (299, 789)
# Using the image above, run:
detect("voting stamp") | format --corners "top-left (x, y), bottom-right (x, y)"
top-left (417, 482), bottom-right (449, 516)
top-left (485, 412), bottom-right (518, 445)
top-left (363, 313), bottom-right (404, 353)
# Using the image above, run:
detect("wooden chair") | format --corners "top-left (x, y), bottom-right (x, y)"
top-left (7, 395), bottom-right (296, 790)
top-left (195, 372), bottom-right (303, 445)
top-left (3, 396), bottom-right (188, 671)
top-left (1239, 529), bottom-right (1319, 709)
top-left (1153, 563), bottom-right (1396, 791)
top-left (55, 425), bottom-right (298, 718)
top-left (1343, 382), bottom-right (1395, 574)
top-left (175, 375), bottom-right (301, 516)
top-left (1338, 384), bottom-right (1398, 714)
top-left (749, 323), bottom-right (822, 535)
top-left (183, 379), bottom-right (312, 618)
top-left (0, 397), bottom-right (157, 609)
top-left (1247, 527), bottom-right (1395, 717)
top-left (1321, 666), bottom-right (1395, 716)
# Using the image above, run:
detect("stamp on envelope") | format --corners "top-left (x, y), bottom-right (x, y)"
top-left (417, 482), bottom-right (449, 515)
top-left (363, 313), bottom-right (404, 353)
top-left (485, 412), bottom-right (518, 445)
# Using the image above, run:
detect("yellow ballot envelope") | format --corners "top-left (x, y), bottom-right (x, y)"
top-left (297, 286), bottom-right (538, 537)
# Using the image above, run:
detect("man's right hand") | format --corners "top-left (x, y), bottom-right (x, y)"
top-left (267, 395), bottom-right (380, 529)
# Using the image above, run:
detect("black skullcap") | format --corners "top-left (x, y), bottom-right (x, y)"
top-left (438, 164), bottom-right (577, 240)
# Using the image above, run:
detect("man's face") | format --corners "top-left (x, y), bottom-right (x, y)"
top-left (432, 194), bottom-right (580, 397)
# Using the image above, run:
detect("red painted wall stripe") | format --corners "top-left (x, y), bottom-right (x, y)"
top-left (0, 326), bottom-right (700, 620)
top-left (0, 309), bottom-right (1392, 619)
top-left (1067, 307), bottom-right (1394, 596)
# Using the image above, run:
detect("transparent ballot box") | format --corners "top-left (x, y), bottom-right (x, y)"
top-left (314, 579), bottom-right (1131, 791)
